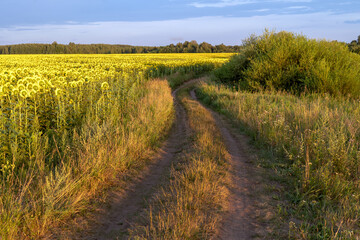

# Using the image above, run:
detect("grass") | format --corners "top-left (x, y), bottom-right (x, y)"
top-left (167, 72), bottom-right (199, 90)
top-left (196, 80), bottom-right (360, 239)
top-left (0, 79), bottom-right (174, 239)
top-left (128, 83), bottom-right (230, 239)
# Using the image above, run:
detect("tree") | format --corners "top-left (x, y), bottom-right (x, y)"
top-left (199, 42), bottom-right (213, 53)
top-left (176, 42), bottom-right (183, 53)
top-left (215, 43), bottom-right (227, 52)
top-left (188, 40), bottom-right (199, 53)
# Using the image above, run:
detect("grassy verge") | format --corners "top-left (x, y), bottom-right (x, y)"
top-left (166, 72), bottom-right (205, 90)
top-left (196, 80), bottom-right (360, 239)
top-left (0, 79), bottom-right (174, 239)
top-left (128, 85), bottom-right (230, 239)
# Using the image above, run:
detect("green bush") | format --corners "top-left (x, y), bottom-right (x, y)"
top-left (214, 30), bottom-right (360, 97)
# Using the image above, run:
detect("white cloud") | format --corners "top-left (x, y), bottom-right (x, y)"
top-left (287, 6), bottom-right (309, 9)
top-left (190, 0), bottom-right (255, 8)
top-left (337, 1), bottom-right (354, 5)
top-left (254, 8), bottom-right (271, 12)
top-left (0, 11), bottom-right (359, 46)
top-left (190, 0), bottom-right (312, 8)
top-left (283, 5), bottom-right (312, 12)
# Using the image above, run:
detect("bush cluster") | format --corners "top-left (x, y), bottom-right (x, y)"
top-left (214, 30), bottom-right (360, 97)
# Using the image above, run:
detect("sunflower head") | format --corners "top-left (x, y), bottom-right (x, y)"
top-left (55, 88), bottom-right (62, 97)
top-left (101, 82), bottom-right (109, 91)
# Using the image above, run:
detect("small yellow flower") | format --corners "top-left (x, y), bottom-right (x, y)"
top-left (55, 88), bottom-right (62, 97)
top-left (101, 82), bottom-right (109, 91)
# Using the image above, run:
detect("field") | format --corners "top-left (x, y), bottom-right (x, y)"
top-left (1, 36), bottom-right (360, 239)
top-left (0, 53), bottom-right (231, 239)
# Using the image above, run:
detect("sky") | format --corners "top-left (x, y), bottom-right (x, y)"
top-left (0, 0), bottom-right (359, 46)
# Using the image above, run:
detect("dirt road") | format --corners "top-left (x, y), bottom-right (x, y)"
top-left (191, 88), bottom-right (259, 239)
top-left (80, 79), bottom-right (262, 239)
top-left (82, 80), bottom-right (201, 239)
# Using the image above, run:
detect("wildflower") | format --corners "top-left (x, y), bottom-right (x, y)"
top-left (101, 82), bottom-right (109, 91)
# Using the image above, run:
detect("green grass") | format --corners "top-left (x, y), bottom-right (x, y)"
top-left (196, 81), bottom-right (360, 239)
top-left (166, 71), bottom-right (209, 90)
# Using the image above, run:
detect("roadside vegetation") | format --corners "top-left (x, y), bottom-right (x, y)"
top-left (214, 30), bottom-right (360, 98)
top-left (198, 30), bottom-right (360, 238)
top-left (0, 54), bottom-right (230, 239)
top-left (129, 84), bottom-right (230, 239)
top-left (1, 78), bottom-right (174, 239)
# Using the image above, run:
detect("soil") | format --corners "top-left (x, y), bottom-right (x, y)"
top-left (77, 80), bottom-right (201, 240)
top-left (75, 79), bottom-right (268, 239)
top-left (191, 88), bottom-right (261, 239)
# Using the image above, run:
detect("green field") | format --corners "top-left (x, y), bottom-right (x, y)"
top-left (1, 32), bottom-right (360, 239)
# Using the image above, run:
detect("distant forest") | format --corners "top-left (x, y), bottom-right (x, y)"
top-left (0, 40), bottom-right (241, 54)
top-left (1, 36), bottom-right (359, 55)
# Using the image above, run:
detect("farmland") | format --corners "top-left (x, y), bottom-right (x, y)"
top-left (0, 53), bottom-right (231, 238)
top-left (1, 33), bottom-right (360, 239)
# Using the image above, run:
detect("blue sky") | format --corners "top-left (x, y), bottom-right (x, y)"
top-left (0, 0), bottom-right (359, 45)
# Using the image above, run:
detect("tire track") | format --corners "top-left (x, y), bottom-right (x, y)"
top-left (190, 88), bottom-right (258, 240)
top-left (79, 81), bottom-right (196, 240)
top-left (77, 79), bottom-right (261, 240)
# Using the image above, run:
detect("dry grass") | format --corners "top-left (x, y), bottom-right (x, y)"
top-left (0, 79), bottom-right (174, 239)
top-left (128, 85), bottom-right (230, 239)
top-left (197, 81), bottom-right (360, 239)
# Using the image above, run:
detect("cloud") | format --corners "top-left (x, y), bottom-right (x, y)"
top-left (345, 19), bottom-right (360, 24)
top-left (286, 6), bottom-right (310, 10)
top-left (190, 0), bottom-right (255, 8)
top-left (8, 27), bottom-right (41, 32)
top-left (254, 8), bottom-right (271, 12)
top-left (190, 0), bottom-right (312, 8)
top-left (337, 1), bottom-right (354, 5)
top-left (0, 11), bottom-right (359, 46)
top-left (282, 5), bottom-right (312, 13)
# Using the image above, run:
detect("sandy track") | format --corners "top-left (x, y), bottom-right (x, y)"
top-left (78, 79), bottom-right (261, 239)
top-left (190, 88), bottom-right (258, 240)
top-left (79, 81), bottom-right (205, 240)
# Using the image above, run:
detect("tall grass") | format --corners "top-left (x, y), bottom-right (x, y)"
top-left (0, 79), bottom-right (174, 239)
top-left (197, 82), bottom-right (360, 239)
top-left (129, 85), bottom-right (229, 239)
top-left (214, 30), bottom-right (360, 98)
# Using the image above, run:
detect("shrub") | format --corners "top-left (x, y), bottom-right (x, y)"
top-left (214, 30), bottom-right (360, 97)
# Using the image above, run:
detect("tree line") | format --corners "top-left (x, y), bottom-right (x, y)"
top-left (349, 35), bottom-right (360, 54)
top-left (0, 40), bottom-right (241, 54)
top-left (2, 35), bottom-right (360, 55)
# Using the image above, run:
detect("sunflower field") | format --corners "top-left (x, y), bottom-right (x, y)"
top-left (0, 53), bottom-right (231, 239)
